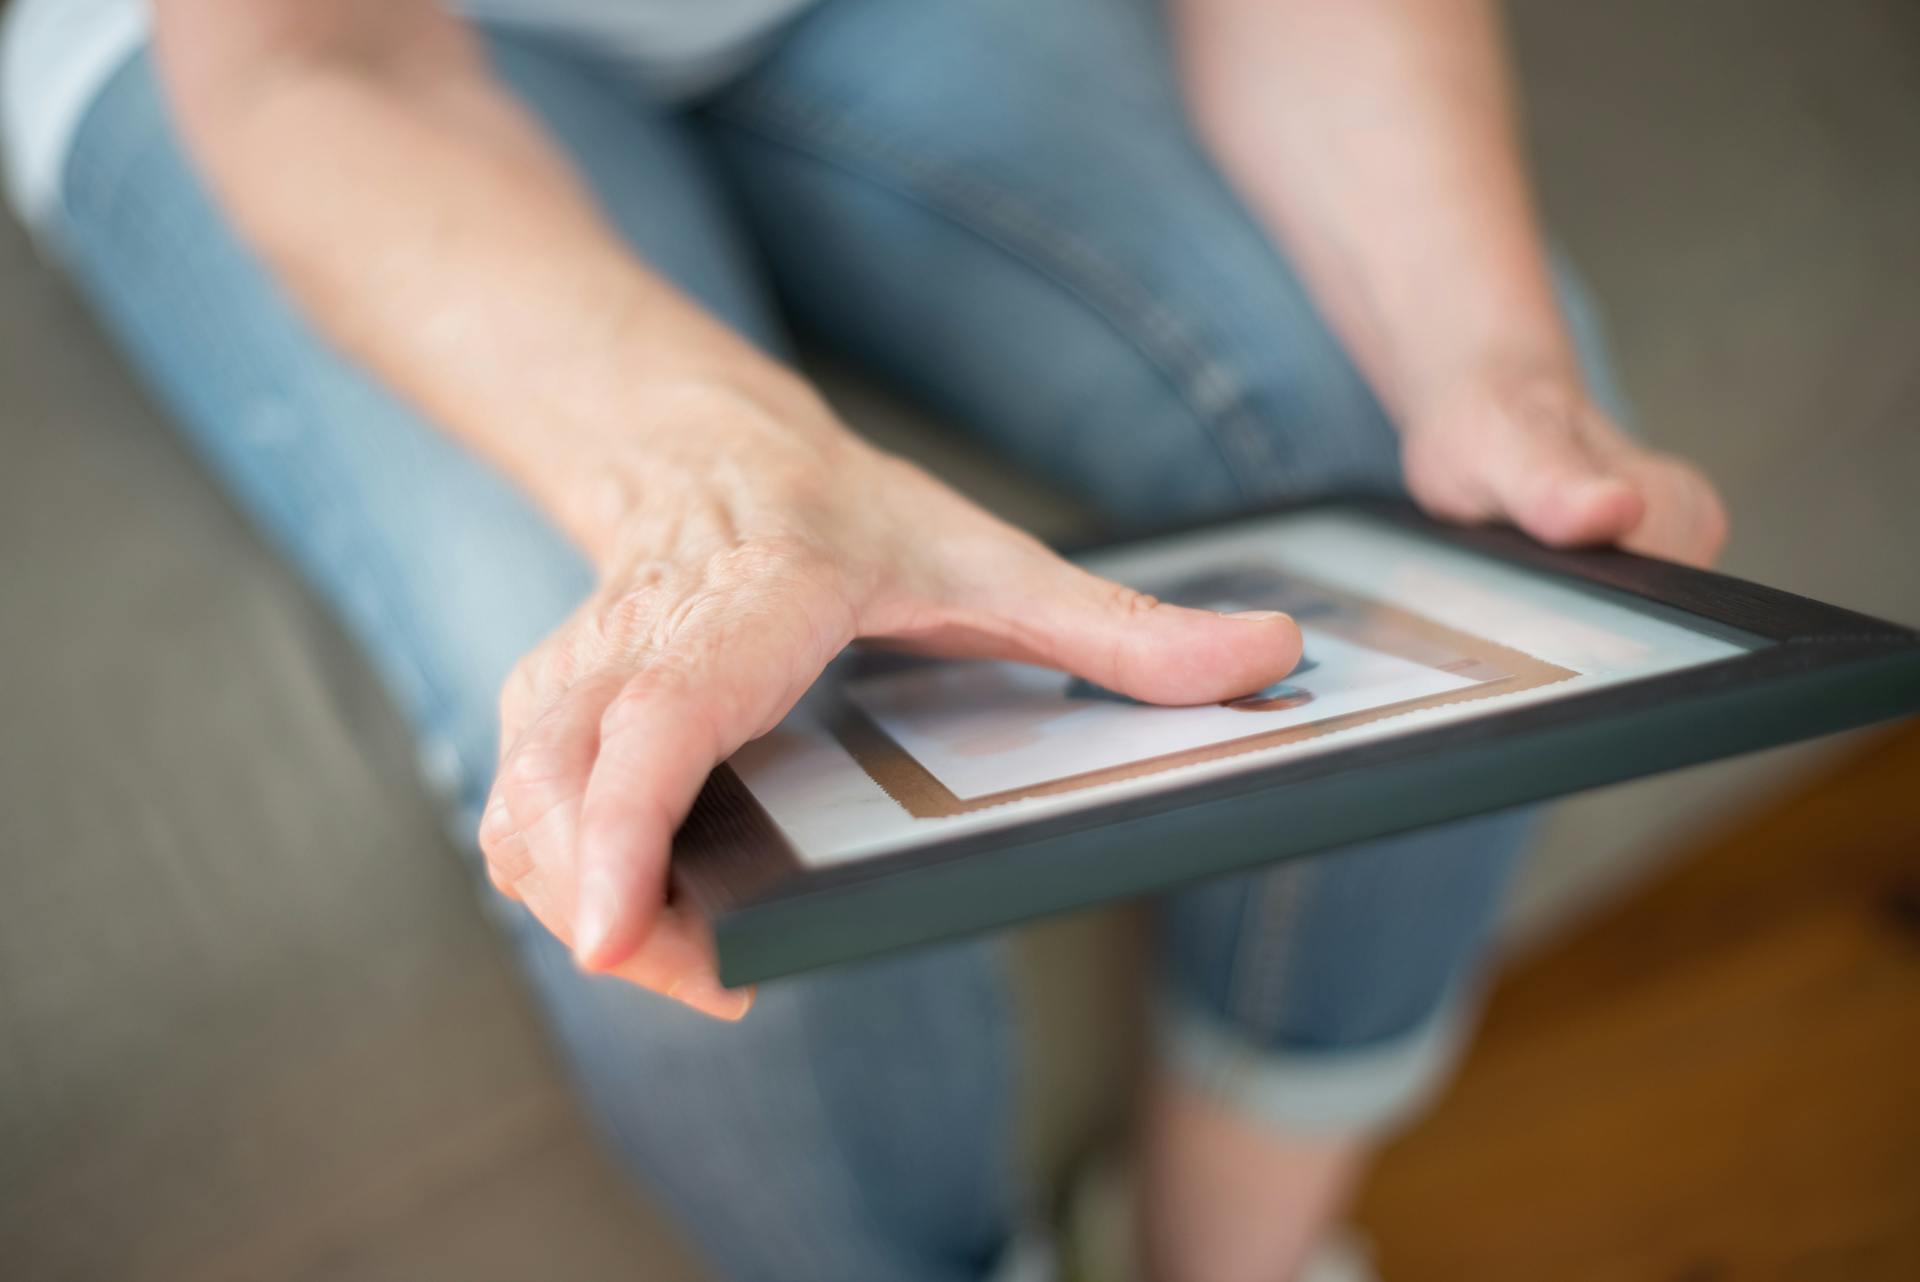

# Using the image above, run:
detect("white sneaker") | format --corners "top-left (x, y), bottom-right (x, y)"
top-left (1297, 1230), bottom-right (1379, 1282)
top-left (1061, 1149), bottom-right (1380, 1282)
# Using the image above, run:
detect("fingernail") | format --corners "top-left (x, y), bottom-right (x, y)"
top-left (478, 795), bottom-right (512, 844)
top-left (1223, 609), bottom-right (1289, 622)
top-left (667, 974), bottom-right (755, 1021)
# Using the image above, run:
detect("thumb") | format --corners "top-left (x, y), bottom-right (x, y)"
top-left (1005, 559), bottom-right (1303, 706)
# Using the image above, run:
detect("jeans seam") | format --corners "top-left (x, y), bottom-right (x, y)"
top-left (708, 87), bottom-right (1301, 503)
top-left (1220, 859), bottom-right (1315, 1041)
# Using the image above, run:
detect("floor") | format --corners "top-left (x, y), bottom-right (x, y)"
top-left (1358, 723), bottom-right (1920, 1281)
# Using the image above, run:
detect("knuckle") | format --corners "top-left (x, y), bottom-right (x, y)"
top-left (755, 460), bottom-right (839, 521)
top-left (526, 628), bottom-right (590, 692)
top-left (497, 665), bottom-right (535, 729)
top-left (502, 738), bottom-right (572, 794)
top-left (483, 853), bottom-right (525, 896)
top-left (1105, 581), bottom-right (1163, 620)
top-left (480, 821), bottom-right (533, 884)
top-left (599, 670), bottom-right (677, 734)
top-left (714, 533), bottom-right (833, 589)
top-left (596, 584), bottom-right (671, 655)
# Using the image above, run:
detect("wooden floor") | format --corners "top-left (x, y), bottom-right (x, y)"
top-left (1356, 725), bottom-right (1920, 1281)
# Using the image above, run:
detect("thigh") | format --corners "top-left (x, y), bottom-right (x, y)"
top-left (54, 38), bottom-right (1018, 1282)
top-left (708, 0), bottom-right (1403, 523)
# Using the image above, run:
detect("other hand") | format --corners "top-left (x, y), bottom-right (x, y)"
top-left (1400, 361), bottom-right (1728, 568)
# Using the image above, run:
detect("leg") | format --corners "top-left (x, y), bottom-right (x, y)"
top-left (707, 0), bottom-right (1406, 523)
top-left (710, 2), bottom-right (1622, 1276)
top-left (1140, 815), bottom-right (1532, 1282)
top-left (53, 38), bottom-right (1019, 1282)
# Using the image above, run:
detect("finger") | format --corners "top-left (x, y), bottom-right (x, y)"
top-left (1618, 455), bottom-right (1729, 568)
top-left (479, 800), bottom-right (532, 895)
top-left (1479, 417), bottom-right (1646, 548)
top-left (496, 659), bottom-right (541, 768)
top-left (489, 826), bottom-right (749, 1020)
top-left (605, 906), bottom-right (754, 1021)
top-left (493, 671), bottom-right (626, 919)
top-left (573, 589), bottom-right (851, 972)
top-left (509, 847), bottom-right (751, 1020)
top-left (571, 683), bottom-right (718, 970)
top-left (477, 660), bottom-right (542, 879)
top-left (931, 552), bottom-right (1303, 706)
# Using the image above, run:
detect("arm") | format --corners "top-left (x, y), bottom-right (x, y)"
top-left (1172, 0), bottom-right (1726, 564)
top-left (153, 0), bottom-right (793, 561)
top-left (151, 0), bottom-right (1303, 1015)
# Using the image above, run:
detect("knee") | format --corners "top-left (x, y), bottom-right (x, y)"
top-left (1163, 810), bottom-right (1533, 1049)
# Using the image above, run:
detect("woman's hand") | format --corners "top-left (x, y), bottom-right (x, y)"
top-left (475, 377), bottom-right (1303, 1019)
top-left (147, 0), bottom-right (1287, 1021)
top-left (1172, 0), bottom-right (1728, 571)
top-left (1400, 361), bottom-right (1728, 568)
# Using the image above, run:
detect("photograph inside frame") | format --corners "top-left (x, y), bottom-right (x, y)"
top-left (832, 563), bottom-right (1578, 818)
top-left (718, 509), bottom-right (1758, 869)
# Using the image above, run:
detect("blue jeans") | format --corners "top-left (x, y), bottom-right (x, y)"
top-left (47, 2), bottom-right (1618, 1278)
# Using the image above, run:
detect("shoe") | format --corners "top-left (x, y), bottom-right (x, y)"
top-left (1061, 1147), bottom-right (1379, 1282)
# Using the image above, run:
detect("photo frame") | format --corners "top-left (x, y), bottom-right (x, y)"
top-left (671, 498), bottom-right (1920, 986)
top-left (831, 570), bottom-right (1579, 817)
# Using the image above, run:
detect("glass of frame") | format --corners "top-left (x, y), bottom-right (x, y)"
top-left (673, 500), bottom-right (1920, 985)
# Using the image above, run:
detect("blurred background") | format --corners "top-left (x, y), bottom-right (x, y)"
top-left (3, 1), bottom-right (1917, 1279)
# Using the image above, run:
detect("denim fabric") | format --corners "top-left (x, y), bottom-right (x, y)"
top-left (50, 3), bottom-right (1624, 1278)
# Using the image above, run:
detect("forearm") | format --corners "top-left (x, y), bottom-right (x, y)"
top-left (1172, 0), bottom-right (1575, 426)
top-left (152, 0), bottom-right (825, 565)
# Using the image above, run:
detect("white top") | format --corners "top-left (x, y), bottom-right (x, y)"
top-left (0, 0), bottom-right (815, 229)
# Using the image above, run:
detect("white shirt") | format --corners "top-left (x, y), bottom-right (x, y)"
top-left (0, 0), bottom-right (815, 229)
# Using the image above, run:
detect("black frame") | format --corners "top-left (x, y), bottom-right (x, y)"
top-left (672, 498), bottom-right (1920, 987)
